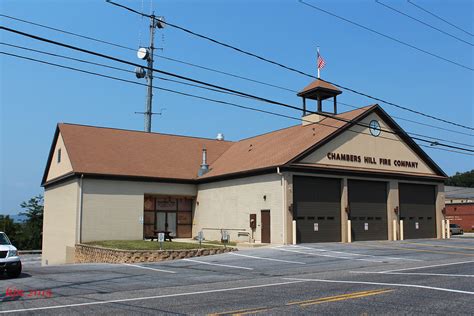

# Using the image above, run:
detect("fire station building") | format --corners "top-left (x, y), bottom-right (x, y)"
top-left (41, 80), bottom-right (447, 265)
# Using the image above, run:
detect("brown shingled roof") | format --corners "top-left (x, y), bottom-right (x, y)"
top-left (43, 105), bottom-right (385, 185)
top-left (57, 124), bottom-right (234, 181)
top-left (297, 79), bottom-right (342, 97)
top-left (200, 105), bottom-right (373, 179)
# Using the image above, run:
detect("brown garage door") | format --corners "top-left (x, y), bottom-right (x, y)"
top-left (294, 176), bottom-right (341, 243)
top-left (349, 180), bottom-right (388, 241)
top-left (399, 183), bottom-right (436, 239)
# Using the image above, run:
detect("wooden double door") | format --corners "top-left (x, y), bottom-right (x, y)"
top-left (144, 196), bottom-right (193, 238)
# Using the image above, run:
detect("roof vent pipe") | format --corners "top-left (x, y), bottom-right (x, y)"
top-left (198, 148), bottom-right (209, 176)
top-left (216, 133), bottom-right (225, 141)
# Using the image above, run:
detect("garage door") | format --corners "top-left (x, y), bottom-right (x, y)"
top-left (348, 180), bottom-right (388, 241)
top-left (399, 183), bottom-right (436, 239)
top-left (294, 176), bottom-right (341, 243)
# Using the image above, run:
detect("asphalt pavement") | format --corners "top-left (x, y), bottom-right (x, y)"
top-left (1, 238), bottom-right (473, 315)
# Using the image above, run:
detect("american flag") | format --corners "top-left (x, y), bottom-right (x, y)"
top-left (317, 51), bottom-right (326, 70)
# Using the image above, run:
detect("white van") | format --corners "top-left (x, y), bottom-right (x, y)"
top-left (0, 232), bottom-right (22, 278)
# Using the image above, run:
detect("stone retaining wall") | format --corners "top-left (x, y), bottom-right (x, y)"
top-left (75, 244), bottom-right (236, 264)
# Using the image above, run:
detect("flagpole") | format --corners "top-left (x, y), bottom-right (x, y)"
top-left (317, 46), bottom-right (320, 78)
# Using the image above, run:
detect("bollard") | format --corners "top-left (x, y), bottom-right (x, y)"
top-left (393, 219), bottom-right (397, 241)
top-left (441, 220), bottom-right (446, 239)
top-left (446, 219), bottom-right (451, 239)
top-left (292, 220), bottom-right (297, 245)
top-left (347, 220), bottom-right (352, 243)
top-left (400, 220), bottom-right (404, 241)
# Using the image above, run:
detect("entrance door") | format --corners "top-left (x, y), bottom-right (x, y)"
top-left (349, 180), bottom-right (388, 241)
top-left (167, 213), bottom-right (177, 237)
top-left (399, 183), bottom-right (436, 239)
top-left (156, 212), bottom-right (177, 237)
top-left (261, 210), bottom-right (271, 243)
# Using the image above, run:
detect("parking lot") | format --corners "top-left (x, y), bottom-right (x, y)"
top-left (1, 238), bottom-right (473, 315)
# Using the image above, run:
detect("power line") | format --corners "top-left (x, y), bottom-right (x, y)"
top-left (105, 0), bottom-right (474, 131)
top-left (298, 0), bottom-right (473, 71)
top-left (337, 101), bottom-right (473, 138)
top-left (375, 0), bottom-right (473, 46)
top-left (1, 26), bottom-right (472, 153)
top-left (156, 55), bottom-right (296, 93)
top-left (2, 13), bottom-right (473, 132)
top-left (2, 49), bottom-right (472, 158)
top-left (9, 41), bottom-right (473, 150)
top-left (407, 0), bottom-right (474, 37)
top-left (4, 40), bottom-right (472, 149)
top-left (0, 13), bottom-right (136, 52)
top-left (0, 34), bottom-right (472, 155)
top-left (336, 101), bottom-right (474, 143)
top-left (2, 26), bottom-right (472, 154)
top-left (0, 12), bottom-right (296, 93)
top-left (0, 42), bottom-right (257, 100)
top-left (0, 50), bottom-right (390, 140)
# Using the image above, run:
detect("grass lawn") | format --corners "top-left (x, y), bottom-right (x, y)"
top-left (85, 240), bottom-right (221, 250)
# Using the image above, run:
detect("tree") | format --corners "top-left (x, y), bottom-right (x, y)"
top-left (18, 195), bottom-right (44, 250)
top-left (0, 215), bottom-right (21, 245)
top-left (445, 170), bottom-right (474, 188)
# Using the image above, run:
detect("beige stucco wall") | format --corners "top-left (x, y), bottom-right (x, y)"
top-left (42, 178), bottom-right (79, 266)
top-left (81, 179), bottom-right (196, 242)
top-left (46, 133), bottom-right (73, 182)
top-left (195, 173), bottom-right (284, 244)
top-left (301, 113), bottom-right (436, 175)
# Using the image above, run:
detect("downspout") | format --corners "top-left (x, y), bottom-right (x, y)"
top-left (78, 174), bottom-right (84, 244)
top-left (277, 167), bottom-right (286, 244)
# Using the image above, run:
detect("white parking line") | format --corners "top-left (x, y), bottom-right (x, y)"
top-left (0, 280), bottom-right (306, 314)
top-left (182, 258), bottom-right (253, 270)
top-left (122, 263), bottom-right (176, 274)
top-left (282, 277), bottom-right (474, 295)
top-left (350, 271), bottom-right (474, 278)
top-left (273, 247), bottom-right (383, 263)
top-left (381, 260), bottom-right (474, 273)
top-left (228, 252), bottom-right (306, 264)
top-left (291, 245), bottom-right (422, 262)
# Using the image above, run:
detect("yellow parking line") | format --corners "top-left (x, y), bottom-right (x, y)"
top-left (397, 241), bottom-right (474, 251)
top-left (287, 289), bottom-right (392, 307)
top-left (287, 289), bottom-right (388, 306)
top-left (359, 242), bottom-right (474, 256)
top-left (210, 289), bottom-right (392, 315)
top-left (234, 308), bottom-right (270, 315)
top-left (299, 289), bottom-right (393, 307)
top-left (208, 306), bottom-right (269, 316)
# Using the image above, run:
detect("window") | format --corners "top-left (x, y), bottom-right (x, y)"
top-left (57, 148), bottom-right (61, 163)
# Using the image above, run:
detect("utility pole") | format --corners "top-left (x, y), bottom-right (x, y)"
top-left (136, 14), bottom-right (165, 132)
top-left (106, 0), bottom-right (165, 132)
top-left (144, 14), bottom-right (156, 133)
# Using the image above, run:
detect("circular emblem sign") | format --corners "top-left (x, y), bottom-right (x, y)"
top-left (369, 120), bottom-right (381, 137)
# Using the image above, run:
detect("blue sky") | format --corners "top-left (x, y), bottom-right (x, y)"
top-left (1, 0), bottom-right (473, 215)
